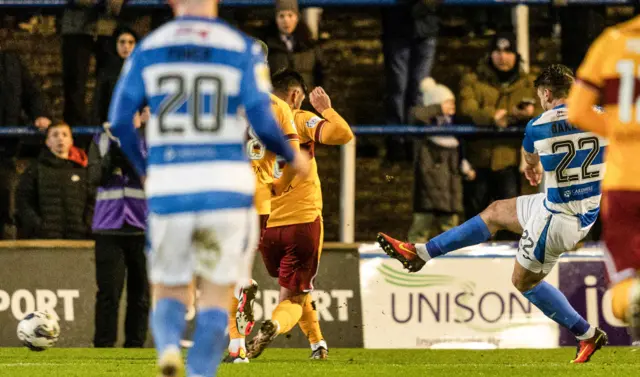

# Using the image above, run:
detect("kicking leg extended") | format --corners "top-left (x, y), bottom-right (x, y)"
top-left (378, 198), bottom-right (522, 272)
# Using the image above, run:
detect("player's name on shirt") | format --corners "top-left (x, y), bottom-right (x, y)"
top-left (551, 122), bottom-right (578, 134)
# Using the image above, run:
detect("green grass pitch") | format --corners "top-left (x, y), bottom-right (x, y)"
top-left (0, 348), bottom-right (639, 376)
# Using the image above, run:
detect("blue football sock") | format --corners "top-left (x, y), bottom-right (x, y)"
top-left (187, 308), bottom-right (228, 377)
top-left (523, 281), bottom-right (591, 337)
top-left (425, 215), bottom-right (492, 258)
top-left (151, 298), bottom-right (187, 355)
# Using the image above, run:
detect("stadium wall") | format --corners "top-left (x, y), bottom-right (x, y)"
top-left (0, 241), bottom-right (632, 348)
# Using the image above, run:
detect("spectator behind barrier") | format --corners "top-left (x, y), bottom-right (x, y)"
top-left (382, 0), bottom-right (439, 162)
top-left (60, 0), bottom-right (125, 126)
top-left (408, 78), bottom-right (475, 243)
top-left (16, 122), bottom-right (93, 240)
top-left (458, 31), bottom-right (540, 223)
top-left (0, 46), bottom-right (51, 239)
top-left (88, 109), bottom-right (149, 348)
top-left (262, 0), bottom-right (324, 90)
top-left (92, 26), bottom-right (139, 126)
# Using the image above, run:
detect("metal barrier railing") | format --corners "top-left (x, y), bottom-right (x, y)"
top-left (0, 124), bottom-right (523, 243)
top-left (0, 125), bottom-right (525, 136)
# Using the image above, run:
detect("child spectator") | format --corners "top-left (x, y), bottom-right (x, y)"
top-left (408, 78), bottom-right (475, 243)
top-left (16, 122), bottom-right (93, 239)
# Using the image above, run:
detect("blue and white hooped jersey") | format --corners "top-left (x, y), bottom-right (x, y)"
top-left (108, 16), bottom-right (273, 215)
top-left (522, 104), bottom-right (607, 228)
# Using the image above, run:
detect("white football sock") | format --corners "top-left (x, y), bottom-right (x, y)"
top-left (228, 337), bottom-right (246, 353)
top-left (415, 243), bottom-right (431, 262)
top-left (311, 340), bottom-right (328, 351)
top-left (576, 326), bottom-right (596, 341)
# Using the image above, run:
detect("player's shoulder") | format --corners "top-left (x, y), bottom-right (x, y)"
top-left (529, 106), bottom-right (567, 128)
top-left (609, 17), bottom-right (640, 38)
top-left (293, 109), bottom-right (323, 131)
top-left (138, 17), bottom-right (251, 54)
top-left (293, 109), bottom-right (320, 122)
top-left (590, 19), bottom-right (640, 51)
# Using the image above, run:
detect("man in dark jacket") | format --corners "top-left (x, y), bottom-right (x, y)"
top-left (458, 32), bottom-right (541, 223)
top-left (382, 0), bottom-right (439, 162)
top-left (263, 0), bottom-right (324, 90)
top-left (0, 48), bottom-right (51, 239)
top-left (16, 122), bottom-right (93, 239)
top-left (88, 110), bottom-right (149, 348)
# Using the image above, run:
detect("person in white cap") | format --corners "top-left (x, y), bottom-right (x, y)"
top-left (408, 78), bottom-right (475, 243)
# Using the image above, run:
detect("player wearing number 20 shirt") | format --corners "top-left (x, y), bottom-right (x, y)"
top-left (107, 17), bottom-right (299, 293)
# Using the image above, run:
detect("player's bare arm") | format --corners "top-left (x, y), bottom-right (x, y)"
top-left (523, 151), bottom-right (543, 187)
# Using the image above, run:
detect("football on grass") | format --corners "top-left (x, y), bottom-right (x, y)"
top-left (17, 311), bottom-right (60, 351)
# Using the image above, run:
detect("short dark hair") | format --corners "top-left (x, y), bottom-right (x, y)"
top-left (534, 64), bottom-right (575, 99)
top-left (271, 68), bottom-right (308, 96)
top-left (46, 122), bottom-right (71, 138)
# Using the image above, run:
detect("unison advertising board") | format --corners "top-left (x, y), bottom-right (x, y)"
top-left (358, 244), bottom-right (632, 349)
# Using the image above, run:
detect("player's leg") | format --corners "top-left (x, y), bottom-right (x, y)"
top-left (298, 219), bottom-right (329, 360)
top-left (378, 196), bottom-right (522, 272)
top-left (186, 208), bottom-right (258, 377)
top-left (513, 195), bottom-right (606, 363)
top-left (224, 279), bottom-right (258, 364)
top-left (248, 217), bottom-right (322, 358)
top-left (298, 219), bottom-right (327, 359)
top-left (602, 191), bottom-right (640, 343)
top-left (225, 214), bottom-right (267, 363)
top-left (299, 295), bottom-right (328, 359)
top-left (147, 213), bottom-right (195, 377)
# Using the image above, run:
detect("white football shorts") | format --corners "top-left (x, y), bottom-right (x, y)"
top-left (516, 193), bottom-right (592, 275)
top-left (147, 207), bottom-right (258, 286)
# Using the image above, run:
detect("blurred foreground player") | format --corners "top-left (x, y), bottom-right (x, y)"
top-left (247, 69), bottom-right (353, 360)
top-left (378, 65), bottom-right (609, 362)
top-left (567, 16), bottom-right (640, 344)
top-left (107, 0), bottom-right (309, 375)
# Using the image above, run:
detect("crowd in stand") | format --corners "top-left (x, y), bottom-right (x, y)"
top-left (0, 1), bottom-right (617, 245)
top-left (0, 0), bottom-right (621, 347)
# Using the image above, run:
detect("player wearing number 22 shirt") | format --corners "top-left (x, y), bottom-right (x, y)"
top-left (105, 7), bottom-right (307, 377)
top-left (378, 65), bottom-right (609, 363)
top-left (568, 15), bottom-right (640, 343)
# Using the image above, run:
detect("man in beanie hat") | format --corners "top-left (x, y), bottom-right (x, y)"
top-left (262, 0), bottom-right (324, 90)
top-left (408, 78), bottom-right (475, 242)
top-left (459, 30), bottom-right (541, 233)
